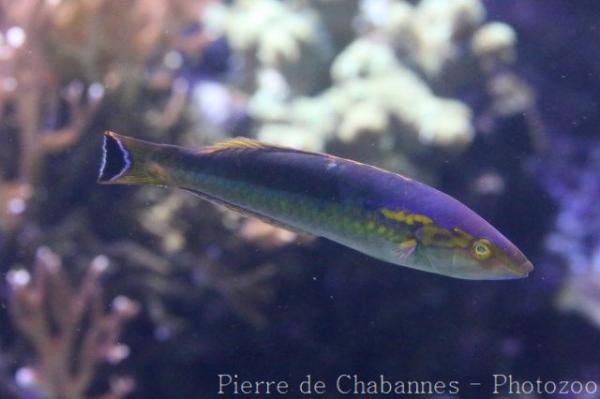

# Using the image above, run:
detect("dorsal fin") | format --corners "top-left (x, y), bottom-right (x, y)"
top-left (204, 137), bottom-right (268, 153)
top-left (203, 137), bottom-right (320, 157)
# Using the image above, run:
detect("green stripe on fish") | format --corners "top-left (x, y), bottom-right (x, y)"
top-left (99, 131), bottom-right (533, 280)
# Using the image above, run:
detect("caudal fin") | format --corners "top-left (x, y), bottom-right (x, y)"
top-left (98, 131), bottom-right (172, 185)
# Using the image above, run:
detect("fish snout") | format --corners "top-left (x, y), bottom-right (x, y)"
top-left (503, 258), bottom-right (534, 279)
top-left (516, 260), bottom-right (534, 277)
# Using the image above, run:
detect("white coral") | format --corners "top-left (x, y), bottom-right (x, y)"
top-left (337, 101), bottom-right (389, 142)
top-left (247, 68), bottom-right (291, 121)
top-left (329, 40), bottom-right (474, 146)
top-left (215, 0), bottom-right (317, 66)
top-left (557, 272), bottom-right (600, 329)
top-left (210, 0), bottom-right (519, 153)
top-left (410, 0), bottom-right (485, 76)
top-left (471, 22), bottom-right (517, 67)
top-left (416, 98), bottom-right (473, 146)
top-left (331, 39), bottom-right (399, 82)
top-left (362, 0), bottom-right (487, 77)
top-left (258, 124), bottom-right (329, 152)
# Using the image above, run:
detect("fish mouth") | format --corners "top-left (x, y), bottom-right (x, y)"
top-left (521, 260), bottom-right (534, 275)
top-left (508, 260), bottom-right (534, 278)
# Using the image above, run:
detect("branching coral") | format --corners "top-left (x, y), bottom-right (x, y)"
top-left (251, 40), bottom-right (475, 151)
top-left (329, 38), bottom-right (475, 146)
top-left (0, 24), bottom-right (99, 232)
top-left (0, 0), bottom-right (103, 233)
top-left (0, 1), bottom-right (280, 397)
top-left (541, 140), bottom-right (600, 328)
top-left (557, 273), bottom-right (600, 329)
top-left (213, 0), bottom-right (318, 67)
top-left (47, 0), bottom-right (213, 86)
top-left (0, 0), bottom-right (217, 234)
top-left (7, 247), bottom-right (139, 399)
top-left (471, 21), bottom-right (517, 70)
top-left (131, 188), bottom-right (279, 327)
top-left (360, 0), bottom-right (487, 76)
top-left (202, 0), bottom-right (528, 163)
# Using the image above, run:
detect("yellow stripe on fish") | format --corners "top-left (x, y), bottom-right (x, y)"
top-left (380, 208), bottom-right (433, 225)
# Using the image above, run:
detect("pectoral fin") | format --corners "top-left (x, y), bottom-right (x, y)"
top-left (396, 238), bottom-right (417, 262)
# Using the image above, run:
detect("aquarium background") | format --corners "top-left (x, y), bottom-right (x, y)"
top-left (0, 0), bottom-right (599, 398)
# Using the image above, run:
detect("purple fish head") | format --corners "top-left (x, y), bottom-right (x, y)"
top-left (449, 228), bottom-right (533, 280)
top-left (408, 188), bottom-right (534, 280)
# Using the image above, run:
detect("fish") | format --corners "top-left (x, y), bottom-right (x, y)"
top-left (98, 131), bottom-right (533, 280)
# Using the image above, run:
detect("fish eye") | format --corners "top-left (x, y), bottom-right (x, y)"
top-left (472, 239), bottom-right (492, 260)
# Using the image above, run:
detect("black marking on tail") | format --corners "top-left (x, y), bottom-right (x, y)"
top-left (98, 133), bottom-right (131, 183)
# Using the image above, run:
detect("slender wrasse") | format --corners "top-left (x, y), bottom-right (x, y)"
top-left (98, 131), bottom-right (533, 280)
